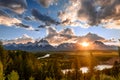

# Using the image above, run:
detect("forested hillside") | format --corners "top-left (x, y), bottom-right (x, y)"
top-left (0, 42), bottom-right (120, 80)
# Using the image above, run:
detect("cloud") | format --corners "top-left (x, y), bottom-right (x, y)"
top-left (102, 19), bottom-right (120, 29)
top-left (45, 27), bottom-right (110, 45)
top-left (103, 38), bottom-right (118, 46)
top-left (24, 16), bottom-right (36, 21)
top-left (15, 23), bottom-right (35, 30)
top-left (59, 28), bottom-right (75, 36)
top-left (58, 0), bottom-right (83, 26)
top-left (45, 27), bottom-right (77, 45)
top-left (58, 0), bottom-right (90, 28)
top-left (47, 27), bottom-right (58, 36)
top-left (58, 0), bottom-right (120, 29)
top-left (32, 9), bottom-right (59, 25)
top-left (36, 0), bottom-right (58, 7)
top-left (3, 34), bottom-right (35, 44)
top-left (78, 0), bottom-right (97, 25)
top-left (0, 10), bottom-right (35, 31)
top-left (38, 25), bottom-right (48, 28)
top-left (0, 0), bottom-right (27, 14)
top-left (0, 10), bottom-right (22, 26)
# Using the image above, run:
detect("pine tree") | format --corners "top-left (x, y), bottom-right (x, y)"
top-left (29, 76), bottom-right (35, 80)
top-left (45, 77), bottom-right (53, 80)
top-left (0, 61), bottom-right (5, 80)
top-left (118, 39), bottom-right (120, 63)
top-left (7, 70), bottom-right (19, 80)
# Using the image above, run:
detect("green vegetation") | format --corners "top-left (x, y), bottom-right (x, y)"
top-left (0, 43), bottom-right (120, 80)
top-left (0, 61), bottom-right (5, 80)
top-left (29, 76), bottom-right (35, 80)
top-left (7, 71), bottom-right (19, 80)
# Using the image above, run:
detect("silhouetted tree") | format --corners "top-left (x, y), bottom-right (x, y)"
top-left (71, 57), bottom-right (82, 80)
top-left (88, 52), bottom-right (97, 74)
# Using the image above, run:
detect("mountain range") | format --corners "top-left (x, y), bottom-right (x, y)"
top-left (3, 39), bottom-right (118, 52)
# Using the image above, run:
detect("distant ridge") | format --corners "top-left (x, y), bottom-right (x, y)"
top-left (3, 39), bottom-right (118, 52)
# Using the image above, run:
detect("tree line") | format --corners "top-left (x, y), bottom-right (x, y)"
top-left (0, 42), bottom-right (120, 80)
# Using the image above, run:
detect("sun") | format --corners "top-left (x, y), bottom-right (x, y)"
top-left (81, 42), bottom-right (89, 47)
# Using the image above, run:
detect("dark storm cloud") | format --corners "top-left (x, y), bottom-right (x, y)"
top-left (15, 23), bottom-right (34, 30)
top-left (78, 0), bottom-right (120, 25)
top-left (78, 0), bottom-right (97, 25)
top-left (59, 0), bottom-right (120, 28)
top-left (38, 25), bottom-right (47, 28)
top-left (99, 0), bottom-right (120, 19)
top-left (32, 9), bottom-right (59, 25)
top-left (0, 0), bottom-right (27, 14)
top-left (15, 23), bottom-right (29, 28)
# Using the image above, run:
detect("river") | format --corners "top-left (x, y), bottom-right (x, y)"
top-left (62, 65), bottom-right (113, 74)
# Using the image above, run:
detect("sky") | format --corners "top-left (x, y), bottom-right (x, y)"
top-left (0, 0), bottom-right (120, 45)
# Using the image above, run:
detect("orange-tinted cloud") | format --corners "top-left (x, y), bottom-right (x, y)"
top-left (58, 0), bottom-right (120, 29)
top-left (0, 10), bottom-right (22, 26)
top-left (3, 34), bottom-right (35, 44)
top-left (45, 27), bottom-right (108, 46)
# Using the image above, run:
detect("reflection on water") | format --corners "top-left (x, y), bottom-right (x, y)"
top-left (62, 69), bottom-right (73, 74)
top-left (62, 65), bottom-right (113, 74)
top-left (95, 65), bottom-right (113, 71)
top-left (80, 67), bottom-right (89, 73)
top-left (37, 54), bottom-right (50, 59)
